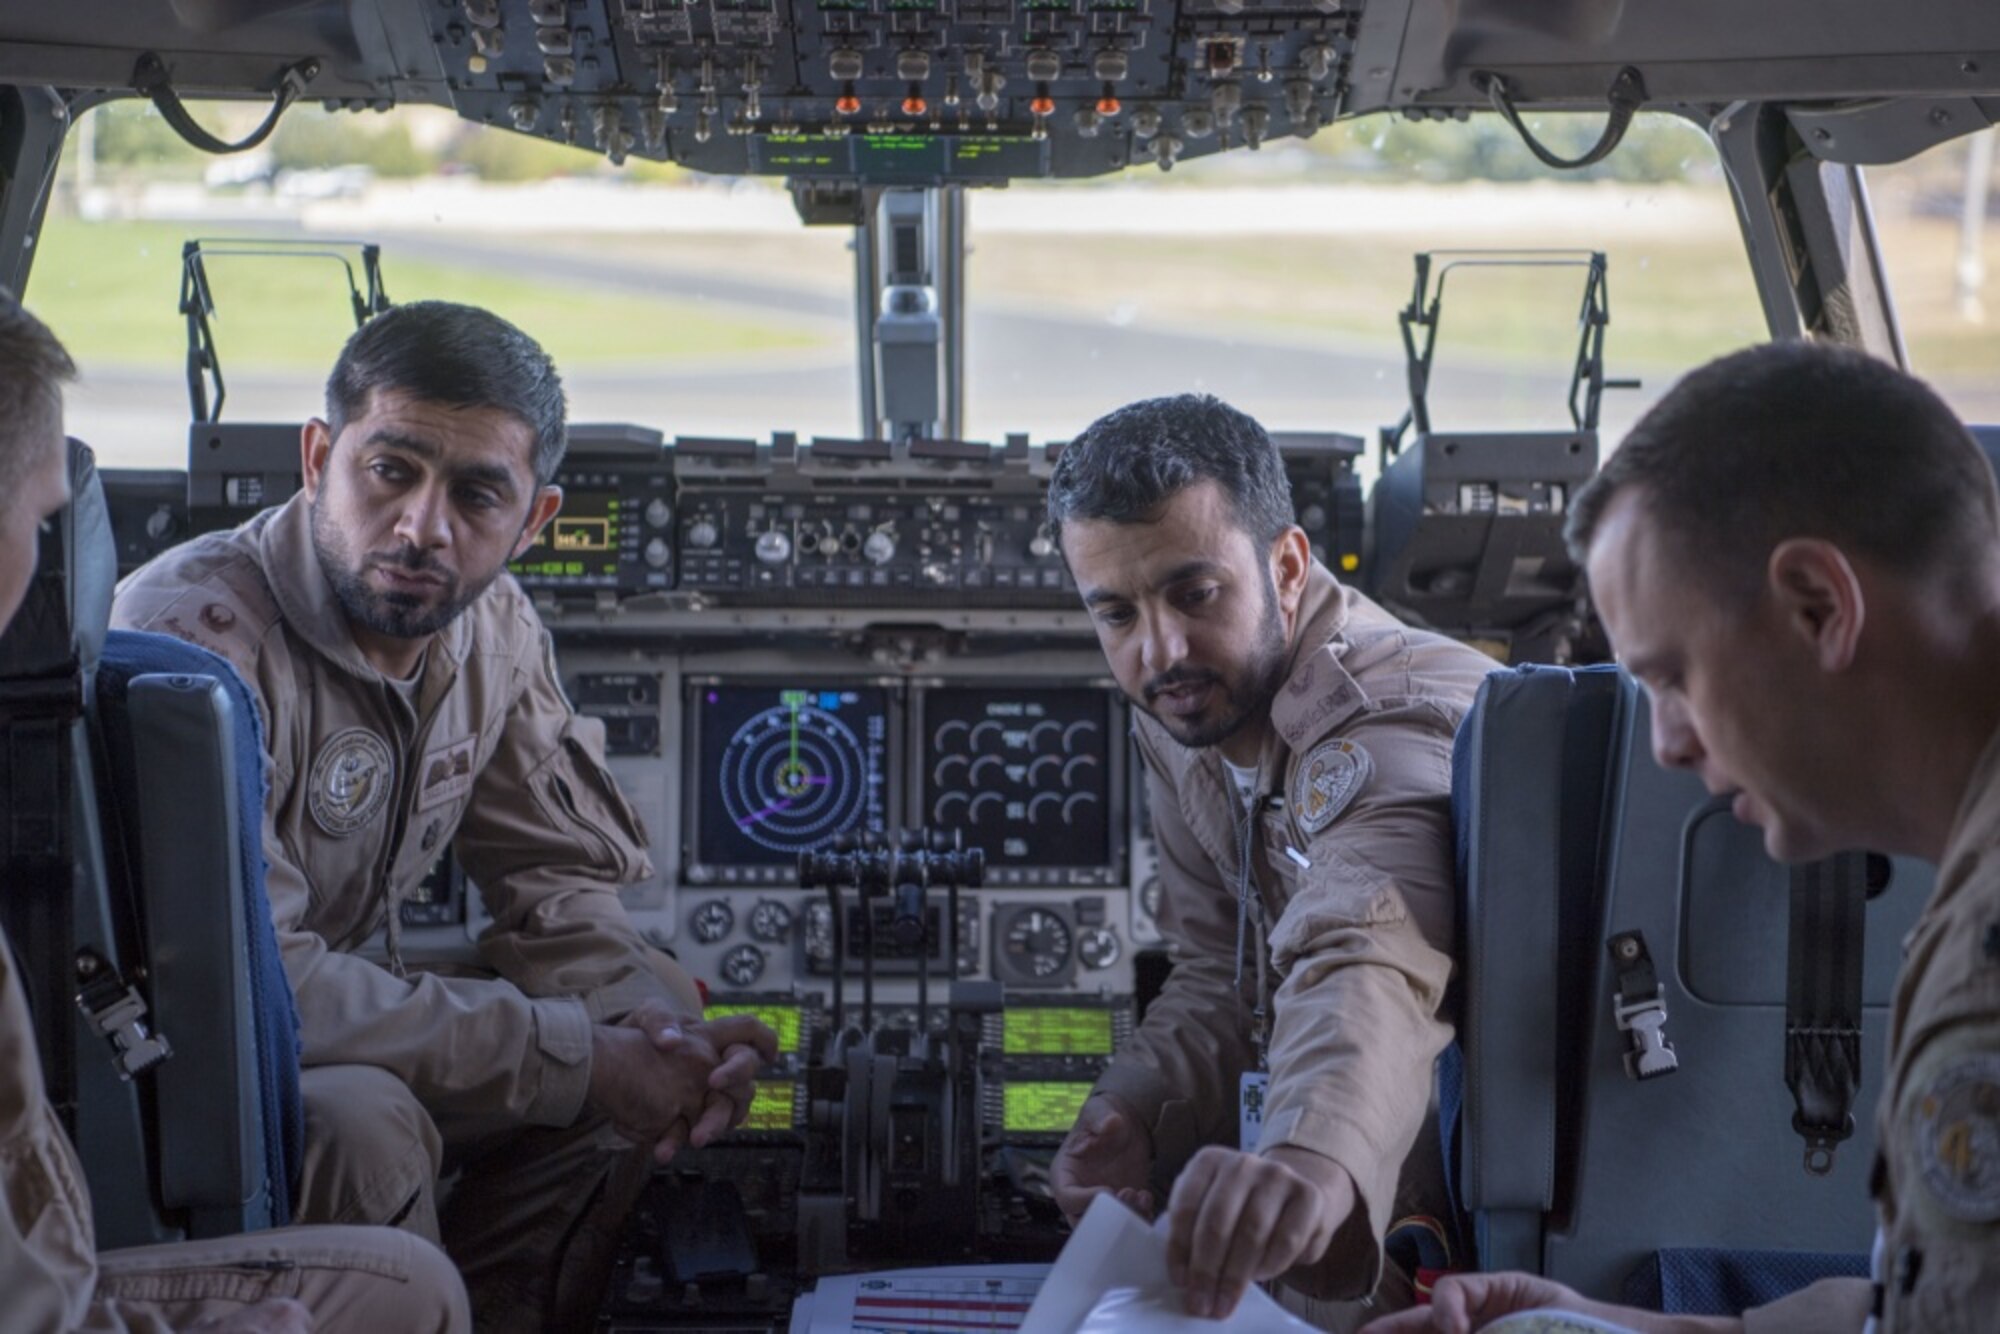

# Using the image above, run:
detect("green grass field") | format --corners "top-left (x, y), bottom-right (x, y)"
top-left (28, 201), bottom-right (1997, 392)
top-left (29, 217), bottom-right (831, 372)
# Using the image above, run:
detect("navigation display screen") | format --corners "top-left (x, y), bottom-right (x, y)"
top-left (1002, 1082), bottom-right (1093, 1134)
top-left (510, 490), bottom-right (622, 582)
top-left (918, 686), bottom-right (1116, 883)
top-left (688, 683), bottom-right (890, 880)
top-left (1002, 1006), bottom-right (1115, 1056)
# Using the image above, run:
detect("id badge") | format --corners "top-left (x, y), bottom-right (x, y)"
top-left (1239, 1071), bottom-right (1270, 1151)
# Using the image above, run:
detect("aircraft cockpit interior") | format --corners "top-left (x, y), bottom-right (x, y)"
top-left (1, 3), bottom-right (1998, 1332)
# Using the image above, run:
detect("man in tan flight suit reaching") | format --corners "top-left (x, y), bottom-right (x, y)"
top-left (1369, 344), bottom-right (2000, 1334)
top-left (0, 292), bottom-right (470, 1331)
top-left (1045, 394), bottom-right (1496, 1328)
top-left (113, 301), bottom-right (775, 1332)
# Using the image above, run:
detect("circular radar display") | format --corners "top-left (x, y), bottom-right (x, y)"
top-left (722, 695), bottom-right (874, 855)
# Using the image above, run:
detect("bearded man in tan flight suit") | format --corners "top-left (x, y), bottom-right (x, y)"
top-left (112, 301), bottom-right (776, 1333)
top-left (0, 292), bottom-right (470, 1331)
top-left (1044, 394), bottom-right (1496, 1328)
top-left (1369, 344), bottom-right (2000, 1334)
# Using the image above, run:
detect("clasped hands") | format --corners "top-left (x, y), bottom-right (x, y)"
top-left (586, 1001), bottom-right (780, 1164)
top-left (1048, 1091), bottom-right (1359, 1320)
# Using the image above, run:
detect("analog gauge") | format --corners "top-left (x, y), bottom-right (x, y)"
top-left (1078, 926), bottom-right (1122, 970)
top-left (747, 899), bottom-right (794, 943)
top-left (1139, 876), bottom-right (1163, 921)
top-left (690, 899), bottom-right (735, 943)
top-left (720, 943), bottom-right (766, 987)
top-left (1002, 908), bottom-right (1074, 980)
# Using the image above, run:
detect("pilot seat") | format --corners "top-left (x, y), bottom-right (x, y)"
top-left (1450, 663), bottom-right (1928, 1315)
top-left (0, 437), bottom-right (301, 1246)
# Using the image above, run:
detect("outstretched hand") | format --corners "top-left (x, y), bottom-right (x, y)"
top-left (1050, 1092), bottom-right (1156, 1226)
top-left (1362, 1273), bottom-right (1609, 1333)
top-left (1164, 1144), bottom-right (1354, 1320)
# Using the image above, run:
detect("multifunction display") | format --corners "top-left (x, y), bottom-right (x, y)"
top-left (917, 686), bottom-right (1119, 886)
top-left (511, 490), bottom-right (625, 582)
top-left (687, 682), bottom-right (890, 884)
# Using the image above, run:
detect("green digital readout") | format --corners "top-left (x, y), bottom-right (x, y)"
top-left (743, 1080), bottom-right (797, 1131)
top-left (510, 491), bottom-right (620, 580)
top-left (1003, 1082), bottom-right (1093, 1133)
top-left (755, 136), bottom-right (843, 172)
top-left (706, 1003), bottom-right (804, 1056)
top-left (748, 134), bottom-right (1049, 182)
top-left (1002, 1007), bottom-right (1113, 1055)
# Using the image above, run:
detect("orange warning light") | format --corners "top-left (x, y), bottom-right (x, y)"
top-left (1096, 96), bottom-right (1122, 116)
top-left (835, 93), bottom-right (862, 115)
top-left (1030, 95), bottom-right (1055, 117)
top-left (902, 95), bottom-right (928, 116)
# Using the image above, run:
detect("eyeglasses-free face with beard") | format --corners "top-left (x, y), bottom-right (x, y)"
top-left (303, 388), bottom-right (556, 678)
top-left (1062, 479), bottom-right (1305, 760)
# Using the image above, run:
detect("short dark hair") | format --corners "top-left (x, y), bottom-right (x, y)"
top-left (1566, 342), bottom-right (1999, 601)
top-left (1047, 394), bottom-right (1294, 551)
top-left (325, 300), bottom-right (567, 487)
top-left (0, 288), bottom-right (76, 493)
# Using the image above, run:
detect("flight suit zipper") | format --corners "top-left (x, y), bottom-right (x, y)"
top-left (376, 673), bottom-right (445, 976)
top-left (1230, 764), bottom-right (1274, 1072)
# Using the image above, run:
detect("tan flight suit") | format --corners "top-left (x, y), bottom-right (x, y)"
top-left (1863, 721), bottom-right (2000, 1332)
top-left (1733, 725), bottom-right (2000, 1334)
top-left (1092, 565), bottom-right (1493, 1330)
top-left (111, 493), bottom-right (702, 1332)
top-left (0, 925), bottom-right (470, 1333)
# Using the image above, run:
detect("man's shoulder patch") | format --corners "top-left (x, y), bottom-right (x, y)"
top-left (1912, 1051), bottom-right (2000, 1224)
top-left (1291, 737), bottom-right (1373, 836)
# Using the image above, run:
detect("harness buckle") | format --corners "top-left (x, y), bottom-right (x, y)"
top-left (1608, 930), bottom-right (1678, 1080)
top-left (74, 947), bottom-right (172, 1080)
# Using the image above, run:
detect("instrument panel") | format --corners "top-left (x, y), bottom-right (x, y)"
top-left (563, 654), bottom-right (1144, 999)
top-left (437, 0), bottom-right (1369, 181)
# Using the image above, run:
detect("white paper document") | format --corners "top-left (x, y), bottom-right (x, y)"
top-left (1018, 1195), bottom-right (1318, 1334)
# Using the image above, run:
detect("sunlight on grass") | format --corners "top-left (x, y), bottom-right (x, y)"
top-left (29, 217), bottom-right (830, 373)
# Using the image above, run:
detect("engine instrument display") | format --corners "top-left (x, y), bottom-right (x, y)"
top-left (917, 686), bottom-right (1119, 886)
top-left (688, 683), bottom-right (890, 884)
top-left (1001, 1082), bottom-right (1094, 1135)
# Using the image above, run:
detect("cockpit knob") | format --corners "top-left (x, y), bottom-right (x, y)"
top-left (755, 528), bottom-right (793, 565)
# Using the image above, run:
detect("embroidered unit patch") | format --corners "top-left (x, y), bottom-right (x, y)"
top-left (308, 727), bottom-right (395, 836)
top-left (1292, 738), bottom-right (1372, 836)
top-left (1912, 1052), bottom-right (2000, 1224)
top-left (418, 736), bottom-right (476, 811)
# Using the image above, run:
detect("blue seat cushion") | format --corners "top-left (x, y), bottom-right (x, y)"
top-left (95, 629), bottom-right (302, 1223)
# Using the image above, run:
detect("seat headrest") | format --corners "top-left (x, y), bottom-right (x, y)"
top-left (0, 439), bottom-right (118, 691)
